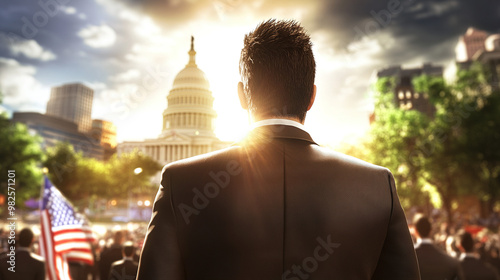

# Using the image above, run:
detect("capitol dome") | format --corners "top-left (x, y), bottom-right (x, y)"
top-left (172, 66), bottom-right (210, 90)
top-left (162, 37), bottom-right (217, 137)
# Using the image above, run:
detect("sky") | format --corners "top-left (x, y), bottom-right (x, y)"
top-left (1, 0), bottom-right (500, 147)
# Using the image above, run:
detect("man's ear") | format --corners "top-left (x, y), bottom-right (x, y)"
top-left (238, 82), bottom-right (248, 110)
top-left (307, 85), bottom-right (316, 111)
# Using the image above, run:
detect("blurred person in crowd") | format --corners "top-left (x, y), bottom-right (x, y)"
top-left (69, 239), bottom-right (98, 280)
top-left (413, 215), bottom-right (464, 280)
top-left (458, 230), bottom-right (500, 280)
top-left (69, 261), bottom-right (93, 280)
top-left (483, 237), bottom-right (500, 274)
top-left (0, 228), bottom-right (45, 280)
top-left (109, 241), bottom-right (139, 280)
top-left (137, 19), bottom-right (419, 279)
top-left (100, 230), bottom-right (125, 280)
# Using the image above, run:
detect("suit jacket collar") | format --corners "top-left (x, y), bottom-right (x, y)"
top-left (237, 124), bottom-right (318, 146)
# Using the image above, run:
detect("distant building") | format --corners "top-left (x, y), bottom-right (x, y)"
top-left (117, 37), bottom-right (231, 164)
top-left (376, 63), bottom-right (443, 117)
top-left (46, 83), bottom-right (94, 133)
top-left (456, 27), bottom-right (500, 89)
top-left (455, 27), bottom-right (490, 63)
top-left (90, 119), bottom-right (117, 160)
top-left (91, 119), bottom-right (117, 148)
top-left (12, 112), bottom-right (104, 160)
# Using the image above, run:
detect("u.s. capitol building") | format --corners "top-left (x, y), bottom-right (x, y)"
top-left (117, 37), bottom-right (231, 164)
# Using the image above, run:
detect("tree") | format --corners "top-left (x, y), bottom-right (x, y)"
top-left (462, 92), bottom-right (500, 217)
top-left (412, 64), bottom-right (500, 220)
top-left (44, 142), bottom-right (162, 204)
top-left (0, 94), bottom-right (44, 213)
top-left (366, 78), bottom-right (431, 209)
top-left (106, 151), bottom-right (162, 199)
top-left (43, 142), bottom-right (82, 200)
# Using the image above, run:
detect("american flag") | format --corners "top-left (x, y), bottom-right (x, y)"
top-left (40, 176), bottom-right (97, 280)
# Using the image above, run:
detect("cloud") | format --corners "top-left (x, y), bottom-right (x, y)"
top-left (0, 57), bottom-right (50, 112)
top-left (78, 24), bottom-right (117, 48)
top-left (0, 32), bottom-right (56, 61)
top-left (60, 6), bottom-right (77, 15)
top-left (109, 69), bottom-right (141, 82)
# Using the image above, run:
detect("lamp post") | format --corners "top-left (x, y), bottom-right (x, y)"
top-left (127, 167), bottom-right (142, 221)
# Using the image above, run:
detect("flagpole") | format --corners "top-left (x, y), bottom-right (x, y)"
top-left (40, 167), bottom-right (48, 210)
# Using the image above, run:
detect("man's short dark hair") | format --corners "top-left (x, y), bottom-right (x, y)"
top-left (414, 215), bottom-right (432, 238)
top-left (239, 19), bottom-right (316, 122)
top-left (113, 230), bottom-right (124, 245)
top-left (458, 230), bottom-right (474, 252)
top-left (19, 228), bottom-right (34, 247)
top-left (122, 241), bottom-right (135, 257)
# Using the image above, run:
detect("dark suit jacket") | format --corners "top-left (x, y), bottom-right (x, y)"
top-left (415, 242), bottom-right (464, 280)
top-left (109, 259), bottom-right (139, 280)
top-left (461, 256), bottom-right (500, 280)
top-left (0, 249), bottom-right (45, 280)
top-left (100, 244), bottom-right (123, 280)
top-left (137, 125), bottom-right (420, 279)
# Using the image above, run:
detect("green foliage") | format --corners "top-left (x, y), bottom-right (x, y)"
top-left (44, 142), bottom-right (82, 199)
top-left (105, 151), bottom-right (162, 198)
top-left (43, 143), bottom-right (162, 205)
top-left (369, 65), bottom-right (500, 219)
top-left (0, 110), bottom-right (44, 212)
top-left (367, 99), bottom-right (430, 208)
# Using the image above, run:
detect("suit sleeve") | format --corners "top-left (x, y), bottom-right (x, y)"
top-left (372, 170), bottom-right (421, 280)
top-left (37, 260), bottom-right (46, 280)
top-left (137, 168), bottom-right (185, 280)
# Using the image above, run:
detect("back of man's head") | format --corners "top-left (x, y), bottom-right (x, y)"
top-left (19, 228), bottom-right (34, 248)
top-left (458, 230), bottom-right (474, 253)
top-left (122, 241), bottom-right (135, 258)
top-left (113, 230), bottom-right (124, 245)
top-left (414, 215), bottom-right (432, 238)
top-left (239, 19), bottom-right (316, 122)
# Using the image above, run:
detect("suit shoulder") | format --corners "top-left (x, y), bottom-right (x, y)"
top-left (30, 252), bottom-right (45, 264)
top-left (111, 259), bottom-right (125, 267)
top-left (161, 146), bottom-right (240, 173)
top-left (312, 145), bottom-right (389, 173)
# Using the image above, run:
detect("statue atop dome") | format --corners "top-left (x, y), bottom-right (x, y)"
top-left (188, 35), bottom-right (197, 67)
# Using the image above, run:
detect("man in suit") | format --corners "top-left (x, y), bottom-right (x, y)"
top-left (413, 215), bottom-right (464, 280)
top-left (109, 241), bottom-right (139, 280)
top-left (100, 230), bottom-right (125, 280)
top-left (458, 230), bottom-right (499, 280)
top-left (0, 228), bottom-right (45, 280)
top-left (137, 19), bottom-right (420, 279)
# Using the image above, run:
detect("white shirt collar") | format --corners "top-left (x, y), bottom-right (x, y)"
top-left (415, 238), bottom-right (433, 247)
top-left (251, 118), bottom-right (307, 132)
top-left (460, 252), bottom-right (479, 260)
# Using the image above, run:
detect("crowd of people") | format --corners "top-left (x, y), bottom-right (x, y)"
top-left (2, 213), bottom-right (500, 279)
top-left (0, 227), bottom-right (144, 280)
top-left (410, 214), bottom-right (500, 279)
